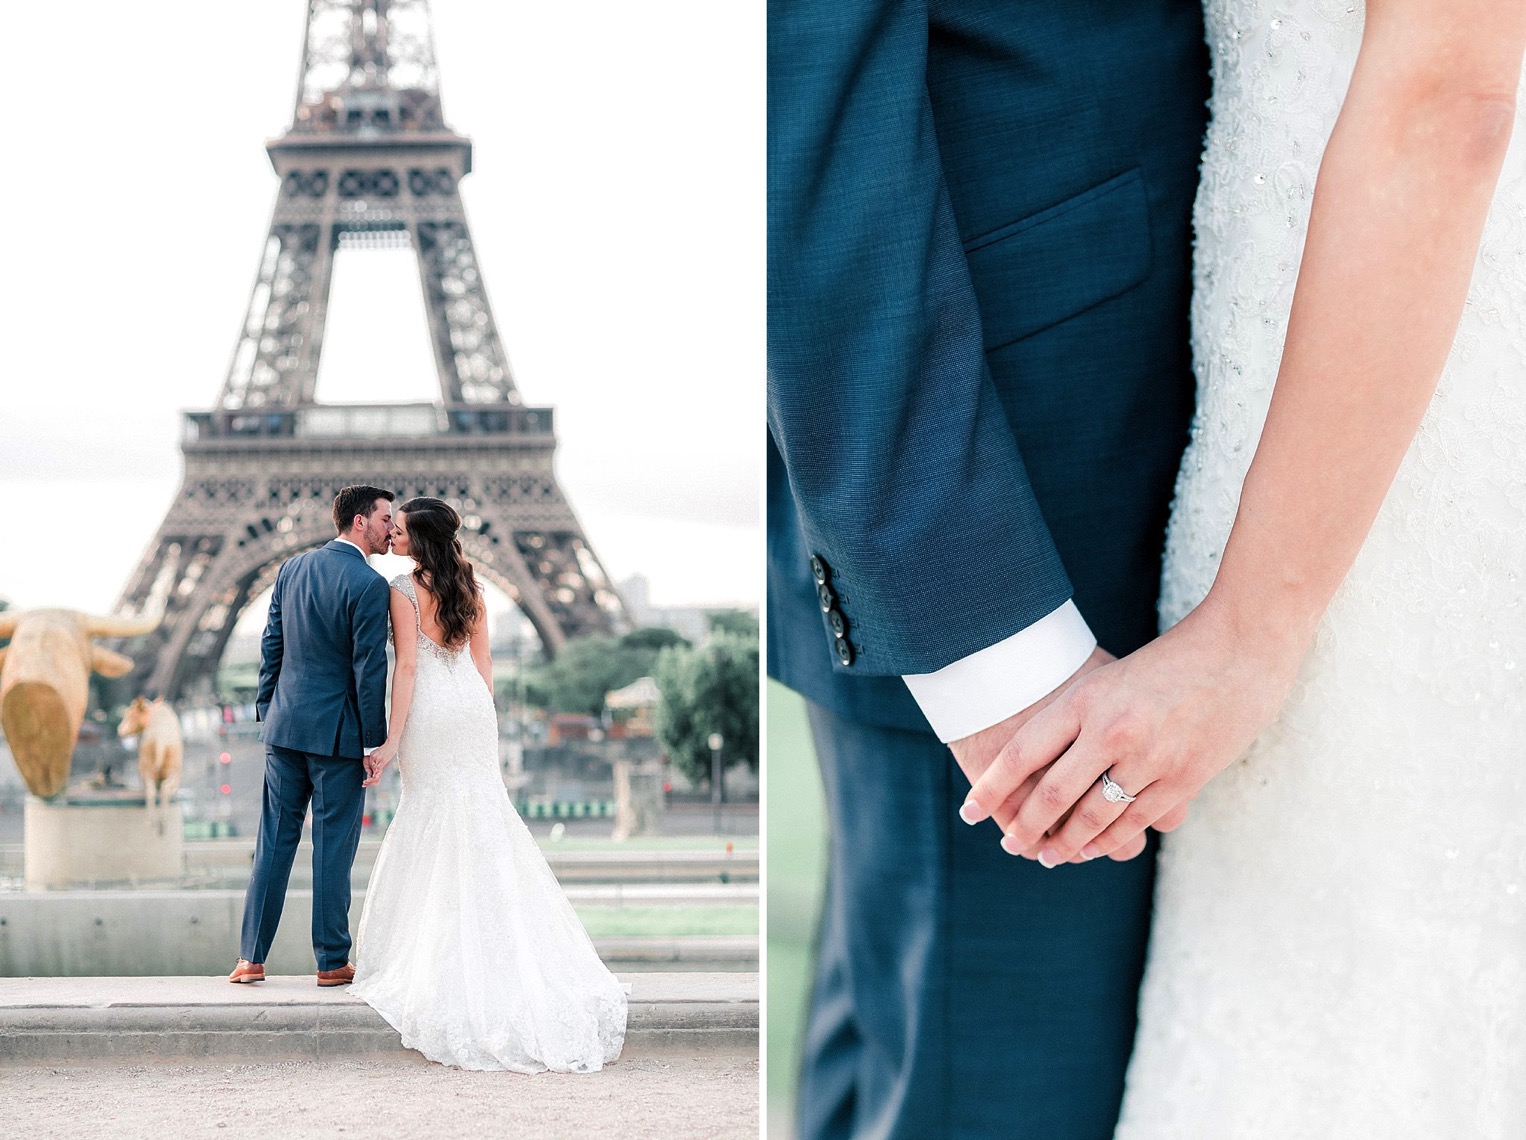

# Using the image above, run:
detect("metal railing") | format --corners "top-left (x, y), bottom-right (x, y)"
top-left (183, 402), bottom-right (553, 442)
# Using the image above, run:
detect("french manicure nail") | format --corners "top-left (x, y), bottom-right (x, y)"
top-left (1037, 848), bottom-right (1059, 869)
top-left (959, 800), bottom-right (988, 825)
top-left (1079, 843), bottom-right (1100, 861)
top-left (1000, 833), bottom-right (1024, 856)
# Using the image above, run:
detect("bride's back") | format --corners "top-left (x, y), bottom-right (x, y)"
top-left (408, 572), bottom-right (477, 651)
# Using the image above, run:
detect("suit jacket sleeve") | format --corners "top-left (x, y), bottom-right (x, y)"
top-left (768, 0), bottom-right (1073, 676)
top-left (352, 574), bottom-right (391, 748)
top-left (254, 562), bottom-right (286, 721)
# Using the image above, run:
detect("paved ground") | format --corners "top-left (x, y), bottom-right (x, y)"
top-left (1, 1052), bottom-right (760, 1139)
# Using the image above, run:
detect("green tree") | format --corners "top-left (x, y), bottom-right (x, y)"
top-left (654, 632), bottom-right (759, 788)
top-left (522, 627), bottom-right (689, 716)
top-left (619, 626), bottom-right (691, 653)
top-left (706, 609), bottom-right (758, 640)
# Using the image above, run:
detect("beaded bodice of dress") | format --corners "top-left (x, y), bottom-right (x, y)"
top-left (393, 573), bottom-right (470, 665)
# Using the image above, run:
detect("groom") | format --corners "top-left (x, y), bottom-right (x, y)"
top-left (228, 485), bottom-right (394, 986)
top-left (769, 1), bottom-right (1209, 1137)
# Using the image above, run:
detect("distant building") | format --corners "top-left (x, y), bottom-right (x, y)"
top-left (487, 606), bottom-right (540, 656)
top-left (547, 713), bottom-right (601, 746)
top-left (618, 574), bottom-right (757, 647)
top-left (222, 628), bottom-right (263, 668)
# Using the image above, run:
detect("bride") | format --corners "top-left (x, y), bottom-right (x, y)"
top-left (349, 495), bottom-right (627, 1073)
top-left (963, 1), bottom-right (1526, 1133)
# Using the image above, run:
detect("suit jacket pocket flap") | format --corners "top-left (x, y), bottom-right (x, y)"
top-left (964, 168), bottom-right (1152, 352)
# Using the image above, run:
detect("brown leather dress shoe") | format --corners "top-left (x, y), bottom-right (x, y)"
top-left (228, 959), bottom-right (265, 984)
top-left (316, 963), bottom-right (356, 987)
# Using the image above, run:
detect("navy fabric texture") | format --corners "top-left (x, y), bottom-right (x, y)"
top-left (239, 744), bottom-right (367, 971)
top-left (769, 0), bottom-right (1209, 1135)
top-left (768, 0), bottom-right (1210, 704)
top-left (801, 702), bottom-right (1158, 1140)
top-left (256, 540), bottom-right (390, 758)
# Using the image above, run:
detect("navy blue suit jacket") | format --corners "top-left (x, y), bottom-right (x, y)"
top-left (256, 540), bottom-right (390, 759)
top-left (768, 0), bottom-right (1209, 730)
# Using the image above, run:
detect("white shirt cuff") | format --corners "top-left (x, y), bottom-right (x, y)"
top-left (363, 746), bottom-right (378, 757)
top-left (902, 600), bottom-right (1097, 742)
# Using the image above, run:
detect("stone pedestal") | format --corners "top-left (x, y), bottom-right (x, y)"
top-left (24, 792), bottom-right (184, 890)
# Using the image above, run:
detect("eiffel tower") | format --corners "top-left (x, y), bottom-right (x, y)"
top-left (115, 0), bottom-right (625, 701)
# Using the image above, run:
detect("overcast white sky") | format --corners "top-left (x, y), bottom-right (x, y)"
top-left (0, 1), bottom-right (762, 617)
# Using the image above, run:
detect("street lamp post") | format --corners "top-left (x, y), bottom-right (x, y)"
top-left (707, 732), bottom-right (724, 835)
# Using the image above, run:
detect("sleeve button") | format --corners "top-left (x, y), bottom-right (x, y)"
top-left (835, 637), bottom-right (855, 666)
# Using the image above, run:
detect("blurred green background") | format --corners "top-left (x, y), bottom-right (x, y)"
top-left (766, 680), bottom-right (828, 1140)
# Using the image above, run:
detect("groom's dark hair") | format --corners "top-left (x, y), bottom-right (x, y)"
top-left (332, 485), bottom-right (394, 533)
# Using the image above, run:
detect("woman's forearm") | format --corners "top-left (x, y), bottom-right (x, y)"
top-left (469, 611), bottom-right (493, 694)
top-left (1206, 10), bottom-right (1525, 657)
top-left (385, 664), bottom-right (416, 744)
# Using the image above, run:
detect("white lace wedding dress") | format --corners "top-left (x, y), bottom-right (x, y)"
top-left (350, 574), bottom-right (627, 1073)
top-left (1117, 4), bottom-right (1526, 1136)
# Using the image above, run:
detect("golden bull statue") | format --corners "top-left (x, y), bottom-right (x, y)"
top-left (0, 610), bottom-right (160, 798)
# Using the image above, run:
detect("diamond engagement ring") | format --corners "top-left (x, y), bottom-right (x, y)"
top-left (1099, 770), bottom-right (1137, 804)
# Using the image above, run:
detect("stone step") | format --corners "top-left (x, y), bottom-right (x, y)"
top-left (594, 935), bottom-right (757, 969)
top-left (0, 972), bottom-right (758, 1062)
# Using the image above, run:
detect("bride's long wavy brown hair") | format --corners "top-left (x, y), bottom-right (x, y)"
top-left (400, 497), bottom-right (481, 649)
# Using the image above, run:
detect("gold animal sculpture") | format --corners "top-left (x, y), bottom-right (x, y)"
top-left (118, 696), bottom-right (184, 807)
top-left (0, 609), bottom-right (160, 798)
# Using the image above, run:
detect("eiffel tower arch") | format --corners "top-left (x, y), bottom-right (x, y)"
top-left (114, 0), bottom-right (625, 701)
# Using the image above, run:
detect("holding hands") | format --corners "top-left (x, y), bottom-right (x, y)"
top-left (363, 740), bottom-right (398, 788)
top-left (956, 595), bottom-right (1307, 867)
top-left (948, 648), bottom-right (1149, 864)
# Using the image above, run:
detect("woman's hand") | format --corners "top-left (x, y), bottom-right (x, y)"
top-left (948, 647), bottom-right (1152, 861)
top-left (960, 594), bottom-right (1306, 865)
top-left (363, 740), bottom-right (399, 787)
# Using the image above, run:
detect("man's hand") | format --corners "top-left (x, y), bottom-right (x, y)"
top-left (362, 741), bottom-right (398, 788)
top-left (961, 597), bottom-right (1305, 867)
top-left (948, 647), bottom-right (1159, 862)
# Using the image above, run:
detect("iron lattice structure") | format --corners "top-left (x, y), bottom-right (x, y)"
top-left (115, 0), bottom-right (624, 701)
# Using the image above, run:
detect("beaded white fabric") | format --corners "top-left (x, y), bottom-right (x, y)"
top-left (350, 573), bottom-right (627, 1074)
top-left (1117, 4), bottom-right (1526, 1136)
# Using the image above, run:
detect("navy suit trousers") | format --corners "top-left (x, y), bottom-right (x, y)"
top-left (800, 702), bottom-right (1156, 1140)
top-left (239, 745), bottom-right (366, 971)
